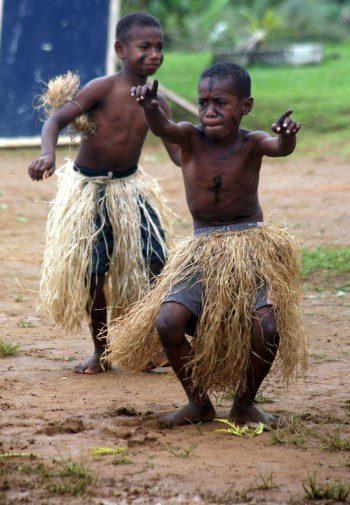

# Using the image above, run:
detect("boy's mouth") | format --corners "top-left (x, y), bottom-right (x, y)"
top-left (143, 62), bottom-right (161, 70)
top-left (203, 122), bottom-right (223, 130)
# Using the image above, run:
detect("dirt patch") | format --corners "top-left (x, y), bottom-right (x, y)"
top-left (109, 406), bottom-right (139, 417)
top-left (37, 418), bottom-right (86, 436)
top-left (0, 146), bottom-right (349, 504)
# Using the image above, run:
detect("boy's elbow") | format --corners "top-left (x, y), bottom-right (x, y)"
top-left (281, 145), bottom-right (296, 157)
top-left (44, 115), bottom-right (64, 132)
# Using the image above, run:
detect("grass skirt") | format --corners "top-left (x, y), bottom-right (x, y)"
top-left (107, 224), bottom-right (307, 393)
top-left (40, 161), bottom-right (172, 332)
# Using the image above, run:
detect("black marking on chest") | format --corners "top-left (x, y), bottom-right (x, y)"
top-left (208, 175), bottom-right (223, 203)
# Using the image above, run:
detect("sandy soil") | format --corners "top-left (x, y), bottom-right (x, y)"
top-left (0, 145), bottom-right (349, 504)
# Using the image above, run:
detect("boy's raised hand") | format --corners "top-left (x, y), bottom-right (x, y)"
top-left (28, 155), bottom-right (55, 181)
top-left (271, 109), bottom-right (301, 136)
top-left (131, 80), bottom-right (159, 110)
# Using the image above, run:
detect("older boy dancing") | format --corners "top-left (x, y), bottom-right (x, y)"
top-left (28, 13), bottom-right (179, 374)
top-left (108, 62), bottom-right (307, 427)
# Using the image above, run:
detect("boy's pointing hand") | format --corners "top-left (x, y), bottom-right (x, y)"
top-left (131, 80), bottom-right (159, 110)
top-left (271, 109), bottom-right (301, 136)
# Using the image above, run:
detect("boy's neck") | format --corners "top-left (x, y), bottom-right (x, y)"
top-left (207, 127), bottom-right (241, 148)
top-left (119, 67), bottom-right (148, 86)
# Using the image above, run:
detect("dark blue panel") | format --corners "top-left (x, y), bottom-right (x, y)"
top-left (0, 0), bottom-right (109, 138)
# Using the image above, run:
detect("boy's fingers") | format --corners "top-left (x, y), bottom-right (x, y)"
top-left (32, 160), bottom-right (41, 180)
top-left (277, 109), bottom-right (293, 124)
top-left (140, 85), bottom-right (149, 99)
top-left (151, 79), bottom-right (158, 96)
top-left (131, 86), bottom-right (136, 97)
top-left (135, 85), bottom-right (143, 100)
top-left (44, 166), bottom-right (55, 178)
top-left (282, 116), bottom-right (291, 129)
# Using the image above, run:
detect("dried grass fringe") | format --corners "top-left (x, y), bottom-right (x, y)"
top-left (40, 160), bottom-right (173, 332)
top-left (107, 225), bottom-right (307, 394)
top-left (38, 71), bottom-right (95, 136)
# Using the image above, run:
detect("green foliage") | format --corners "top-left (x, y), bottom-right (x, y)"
top-left (90, 446), bottom-right (126, 456)
top-left (0, 338), bottom-right (20, 358)
top-left (0, 452), bottom-right (35, 461)
top-left (39, 459), bottom-right (92, 497)
top-left (214, 419), bottom-right (265, 437)
top-left (279, 0), bottom-right (348, 42)
top-left (165, 442), bottom-right (198, 458)
top-left (302, 247), bottom-right (350, 276)
top-left (121, 0), bottom-right (349, 48)
top-left (302, 473), bottom-right (349, 501)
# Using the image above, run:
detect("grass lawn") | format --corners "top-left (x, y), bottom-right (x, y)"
top-left (157, 43), bottom-right (350, 158)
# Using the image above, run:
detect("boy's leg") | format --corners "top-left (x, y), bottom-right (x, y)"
top-left (75, 273), bottom-right (110, 374)
top-left (156, 302), bottom-right (215, 426)
top-left (149, 261), bottom-right (163, 281)
top-left (229, 305), bottom-right (282, 427)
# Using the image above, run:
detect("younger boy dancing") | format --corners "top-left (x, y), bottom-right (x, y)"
top-left (108, 62), bottom-right (307, 427)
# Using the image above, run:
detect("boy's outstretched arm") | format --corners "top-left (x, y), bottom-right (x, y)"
top-left (28, 79), bottom-right (106, 181)
top-left (131, 80), bottom-right (193, 149)
top-left (253, 109), bottom-right (301, 158)
top-left (156, 94), bottom-right (181, 167)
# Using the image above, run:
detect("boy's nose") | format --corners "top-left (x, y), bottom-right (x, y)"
top-left (150, 48), bottom-right (160, 60)
top-left (206, 105), bottom-right (217, 117)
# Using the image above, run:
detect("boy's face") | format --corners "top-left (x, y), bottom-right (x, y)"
top-left (198, 77), bottom-right (253, 141)
top-left (116, 26), bottom-right (164, 77)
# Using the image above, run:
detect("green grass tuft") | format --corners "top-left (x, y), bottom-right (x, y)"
top-left (165, 442), bottom-right (198, 459)
top-left (39, 459), bottom-right (92, 497)
top-left (0, 338), bottom-right (20, 358)
top-left (302, 473), bottom-right (349, 501)
top-left (302, 247), bottom-right (350, 277)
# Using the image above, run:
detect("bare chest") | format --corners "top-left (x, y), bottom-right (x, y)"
top-left (93, 89), bottom-right (148, 137)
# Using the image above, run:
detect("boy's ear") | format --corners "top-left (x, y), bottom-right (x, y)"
top-left (242, 97), bottom-right (254, 116)
top-left (115, 40), bottom-right (125, 59)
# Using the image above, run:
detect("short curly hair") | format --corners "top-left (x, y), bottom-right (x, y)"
top-left (116, 13), bottom-right (161, 42)
top-left (200, 62), bottom-right (251, 99)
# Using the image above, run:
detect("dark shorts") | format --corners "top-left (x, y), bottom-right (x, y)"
top-left (73, 164), bottom-right (166, 275)
top-left (163, 222), bottom-right (272, 319)
top-left (92, 196), bottom-right (166, 274)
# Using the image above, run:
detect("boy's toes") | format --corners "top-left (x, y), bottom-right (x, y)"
top-left (74, 355), bottom-right (110, 374)
top-left (229, 403), bottom-right (285, 429)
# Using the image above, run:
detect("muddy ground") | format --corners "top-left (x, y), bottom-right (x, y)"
top-left (0, 145), bottom-right (349, 504)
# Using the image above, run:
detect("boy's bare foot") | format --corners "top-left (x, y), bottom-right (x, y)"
top-left (229, 402), bottom-right (284, 428)
top-left (74, 353), bottom-right (111, 374)
top-left (161, 401), bottom-right (216, 427)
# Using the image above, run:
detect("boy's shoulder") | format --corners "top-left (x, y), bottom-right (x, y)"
top-left (84, 74), bottom-right (118, 93)
top-left (242, 128), bottom-right (271, 143)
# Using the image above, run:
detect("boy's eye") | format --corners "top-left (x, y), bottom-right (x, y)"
top-left (198, 99), bottom-right (207, 106)
top-left (216, 99), bottom-right (226, 106)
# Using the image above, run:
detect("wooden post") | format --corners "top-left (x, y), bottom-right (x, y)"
top-left (106, 0), bottom-right (121, 75)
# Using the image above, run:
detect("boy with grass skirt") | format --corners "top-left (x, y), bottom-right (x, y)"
top-left (28, 13), bottom-right (180, 374)
top-left (107, 62), bottom-right (307, 427)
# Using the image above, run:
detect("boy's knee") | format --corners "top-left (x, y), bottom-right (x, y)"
top-left (253, 306), bottom-right (279, 346)
top-left (156, 304), bottom-right (185, 347)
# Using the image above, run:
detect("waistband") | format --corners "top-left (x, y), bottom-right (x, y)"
top-left (73, 163), bottom-right (138, 179)
top-left (193, 222), bottom-right (264, 236)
